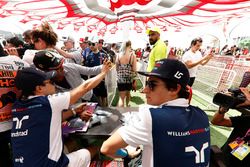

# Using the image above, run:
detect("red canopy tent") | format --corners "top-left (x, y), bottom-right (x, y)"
top-left (0, 0), bottom-right (249, 36)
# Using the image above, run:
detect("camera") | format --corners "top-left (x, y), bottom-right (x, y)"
top-left (213, 88), bottom-right (246, 109)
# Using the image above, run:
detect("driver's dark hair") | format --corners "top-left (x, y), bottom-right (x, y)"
top-left (161, 78), bottom-right (189, 99)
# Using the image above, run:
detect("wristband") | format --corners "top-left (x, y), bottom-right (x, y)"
top-left (115, 148), bottom-right (128, 158)
top-left (71, 108), bottom-right (77, 116)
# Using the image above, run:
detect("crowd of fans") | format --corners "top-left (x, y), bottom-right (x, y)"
top-left (0, 22), bottom-right (249, 167)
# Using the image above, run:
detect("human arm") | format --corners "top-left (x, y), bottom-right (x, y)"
top-left (5, 47), bottom-right (19, 57)
top-left (101, 131), bottom-right (128, 158)
top-left (200, 52), bottom-right (213, 65)
top-left (211, 107), bottom-right (232, 127)
top-left (236, 87), bottom-right (250, 107)
top-left (54, 47), bottom-right (83, 64)
top-left (74, 63), bottom-right (102, 76)
top-left (62, 109), bottom-right (76, 121)
top-left (101, 106), bottom-right (152, 158)
top-left (54, 46), bottom-right (75, 59)
top-left (211, 87), bottom-right (250, 127)
top-left (62, 103), bottom-right (92, 121)
top-left (69, 59), bottom-right (111, 105)
top-left (184, 54), bottom-right (212, 68)
top-left (183, 51), bottom-right (213, 69)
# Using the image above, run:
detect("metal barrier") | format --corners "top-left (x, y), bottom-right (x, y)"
top-left (211, 56), bottom-right (235, 65)
top-left (192, 56), bottom-right (250, 108)
top-left (194, 65), bottom-right (236, 94)
top-left (230, 61), bottom-right (250, 87)
top-left (192, 65), bottom-right (236, 109)
top-left (206, 60), bottom-right (227, 69)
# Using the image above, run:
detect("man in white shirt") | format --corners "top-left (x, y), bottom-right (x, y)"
top-left (12, 61), bottom-right (111, 167)
top-left (182, 37), bottom-right (213, 86)
top-left (101, 59), bottom-right (210, 167)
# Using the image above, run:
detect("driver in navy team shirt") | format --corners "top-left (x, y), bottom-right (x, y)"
top-left (101, 59), bottom-right (210, 167)
top-left (11, 59), bottom-right (111, 167)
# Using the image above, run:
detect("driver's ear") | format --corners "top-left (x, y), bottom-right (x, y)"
top-left (35, 85), bottom-right (43, 93)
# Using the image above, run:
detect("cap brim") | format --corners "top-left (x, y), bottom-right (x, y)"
top-left (138, 71), bottom-right (188, 89)
top-left (146, 29), bottom-right (151, 35)
top-left (146, 29), bottom-right (160, 35)
top-left (138, 71), bottom-right (162, 78)
top-left (48, 59), bottom-right (64, 70)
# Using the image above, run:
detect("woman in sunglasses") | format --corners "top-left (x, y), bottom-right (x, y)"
top-left (101, 59), bottom-right (210, 167)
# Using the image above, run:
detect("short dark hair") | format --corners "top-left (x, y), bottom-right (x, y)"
top-left (191, 37), bottom-right (202, 46)
top-left (7, 37), bottom-right (24, 47)
top-left (161, 78), bottom-right (189, 99)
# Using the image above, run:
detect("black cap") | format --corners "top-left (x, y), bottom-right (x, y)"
top-left (138, 59), bottom-right (190, 88)
top-left (15, 67), bottom-right (57, 93)
top-left (33, 50), bottom-right (64, 71)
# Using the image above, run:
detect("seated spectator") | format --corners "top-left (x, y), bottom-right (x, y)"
top-left (101, 59), bottom-right (210, 167)
top-left (33, 50), bottom-right (103, 103)
top-left (211, 87), bottom-right (250, 167)
top-left (11, 61), bottom-right (111, 167)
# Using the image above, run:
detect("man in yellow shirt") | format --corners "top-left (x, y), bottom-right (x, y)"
top-left (146, 27), bottom-right (167, 72)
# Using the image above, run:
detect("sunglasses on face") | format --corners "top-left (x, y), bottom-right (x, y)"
top-left (145, 80), bottom-right (157, 91)
top-left (90, 43), bottom-right (96, 46)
